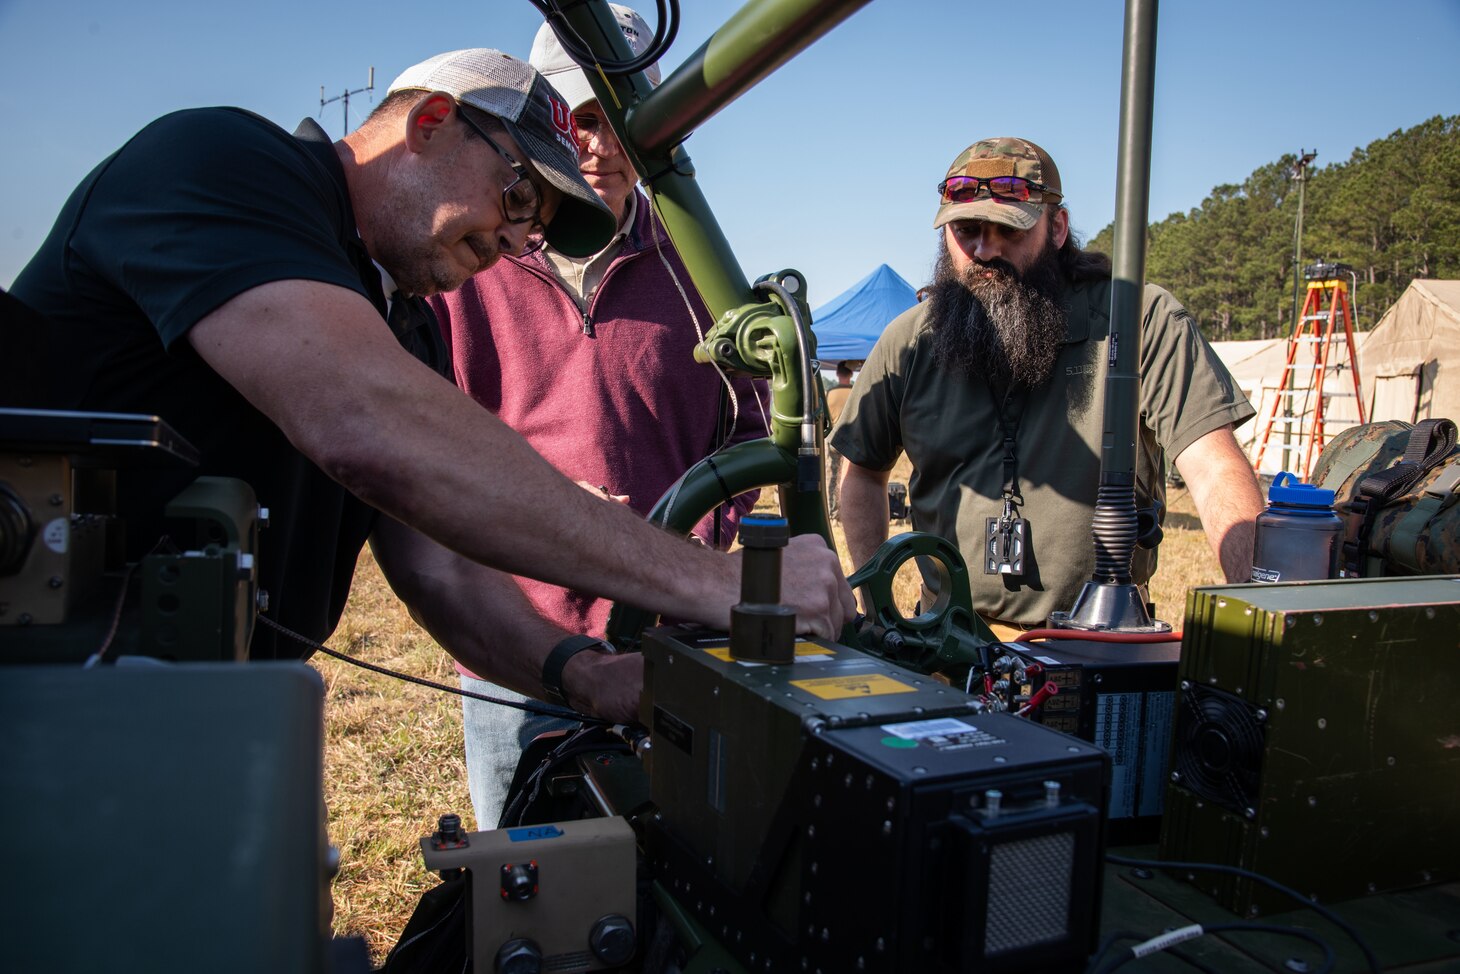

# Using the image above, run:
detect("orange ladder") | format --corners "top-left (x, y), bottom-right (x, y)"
top-left (1252, 273), bottom-right (1366, 479)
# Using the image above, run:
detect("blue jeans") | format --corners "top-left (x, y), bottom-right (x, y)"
top-left (826, 447), bottom-right (844, 519)
top-left (459, 674), bottom-right (574, 829)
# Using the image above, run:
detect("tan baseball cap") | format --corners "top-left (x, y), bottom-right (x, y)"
top-left (933, 137), bottom-right (1063, 232)
top-left (528, 4), bottom-right (662, 112)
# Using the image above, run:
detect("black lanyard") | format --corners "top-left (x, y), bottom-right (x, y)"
top-left (983, 382), bottom-right (1030, 577)
top-left (986, 383), bottom-right (1025, 504)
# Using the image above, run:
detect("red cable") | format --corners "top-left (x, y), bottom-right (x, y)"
top-left (1015, 681), bottom-right (1059, 716)
top-left (1014, 628), bottom-right (1182, 644)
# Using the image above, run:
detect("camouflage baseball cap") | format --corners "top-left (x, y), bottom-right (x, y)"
top-left (933, 137), bottom-right (1063, 232)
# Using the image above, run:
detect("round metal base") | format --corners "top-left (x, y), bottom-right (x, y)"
top-left (1049, 581), bottom-right (1173, 633)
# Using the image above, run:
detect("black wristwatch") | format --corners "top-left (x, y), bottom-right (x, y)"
top-left (541, 634), bottom-right (614, 707)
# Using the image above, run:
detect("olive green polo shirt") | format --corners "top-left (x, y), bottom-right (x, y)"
top-left (830, 279), bottom-right (1253, 627)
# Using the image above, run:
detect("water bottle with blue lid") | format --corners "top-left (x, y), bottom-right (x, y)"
top-left (1249, 472), bottom-right (1343, 583)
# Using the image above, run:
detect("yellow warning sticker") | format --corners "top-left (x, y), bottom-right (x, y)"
top-left (702, 642), bottom-right (835, 664)
top-left (790, 674), bottom-right (918, 700)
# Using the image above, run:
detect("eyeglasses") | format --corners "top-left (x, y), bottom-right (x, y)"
top-left (937, 175), bottom-right (1062, 205)
top-left (572, 112), bottom-right (605, 141)
top-left (457, 108), bottom-right (543, 226)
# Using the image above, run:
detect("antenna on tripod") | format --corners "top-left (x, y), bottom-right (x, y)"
top-left (319, 67), bottom-right (375, 135)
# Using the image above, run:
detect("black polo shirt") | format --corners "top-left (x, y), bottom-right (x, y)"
top-left (10, 108), bottom-right (447, 658)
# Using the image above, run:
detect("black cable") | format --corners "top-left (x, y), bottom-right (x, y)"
top-left (704, 454), bottom-right (735, 507)
top-left (84, 535), bottom-right (174, 669)
top-left (1105, 853), bottom-right (1380, 973)
top-left (1085, 930), bottom-right (1144, 973)
top-left (83, 560), bottom-right (142, 669)
top-left (755, 277), bottom-right (818, 433)
top-left (1093, 922), bottom-right (1334, 974)
top-left (257, 615), bottom-right (608, 725)
top-left (530, 0), bottom-right (679, 77)
top-left (499, 726), bottom-right (632, 827)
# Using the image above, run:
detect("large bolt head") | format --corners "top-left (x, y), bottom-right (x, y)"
top-left (495, 938), bottom-right (541, 974)
top-left (590, 914), bottom-right (636, 965)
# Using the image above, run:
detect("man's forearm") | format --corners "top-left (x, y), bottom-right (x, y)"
top-left (370, 517), bottom-right (641, 721)
top-left (371, 517), bottom-right (568, 696)
top-left (840, 462), bottom-right (893, 571)
top-left (1175, 427), bottom-right (1265, 583)
top-left (190, 280), bottom-right (851, 637)
top-left (192, 282), bottom-right (736, 624)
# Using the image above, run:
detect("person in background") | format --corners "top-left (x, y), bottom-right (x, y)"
top-left (428, 9), bottom-right (771, 827)
top-left (824, 361), bottom-right (854, 521)
top-left (833, 137), bottom-right (1261, 639)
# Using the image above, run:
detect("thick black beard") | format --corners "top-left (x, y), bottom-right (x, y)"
top-left (926, 235), bottom-right (1069, 390)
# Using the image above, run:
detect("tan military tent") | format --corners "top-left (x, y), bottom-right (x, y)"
top-left (1358, 279), bottom-right (1460, 423)
top-left (1205, 281), bottom-right (1460, 474)
top-left (1208, 337), bottom-right (1362, 474)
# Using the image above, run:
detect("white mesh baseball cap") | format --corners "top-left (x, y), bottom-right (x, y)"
top-left (388, 48), bottom-right (615, 257)
top-left (528, 5), bottom-right (662, 111)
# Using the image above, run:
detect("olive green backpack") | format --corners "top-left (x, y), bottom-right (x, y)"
top-left (1310, 418), bottom-right (1459, 577)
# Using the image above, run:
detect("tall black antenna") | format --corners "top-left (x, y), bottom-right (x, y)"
top-left (319, 67), bottom-right (375, 136)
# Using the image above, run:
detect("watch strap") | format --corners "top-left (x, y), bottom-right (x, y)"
top-left (541, 634), bottom-right (612, 707)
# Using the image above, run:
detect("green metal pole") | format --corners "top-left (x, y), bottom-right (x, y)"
top-left (1055, 0), bottom-right (1168, 632)
top-left (1104, 0), bottom-right (1159, 503)
top-left (625, 0), bottom-right (870, 157)
top-left (558, 0), bottom-right (870, 319)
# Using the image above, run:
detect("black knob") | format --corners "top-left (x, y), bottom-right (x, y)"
top-left (430, 813), bottom-right (467, 849)
top-left (495, 937), bottom-right (542, 974)
top-left (500, 861), bottom-right (538, 901)
top-left (0, 484), bottom-right (34, 576)
top-left (437, 814), bottom-right (463, 842)
top-left (590, 914), bottom-right (636, 966)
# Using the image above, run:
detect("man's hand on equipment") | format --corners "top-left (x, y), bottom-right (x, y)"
top-left (562, 649), bottom-right (643, 724)
top-left (771, 534), bottom-right (856, 639)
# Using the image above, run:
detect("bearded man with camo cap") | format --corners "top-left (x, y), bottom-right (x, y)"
top-left (832, 137), bottom-right (1263, 637)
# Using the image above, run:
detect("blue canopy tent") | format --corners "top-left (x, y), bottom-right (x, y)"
top-left (810, 264), bottom-right (918, 364)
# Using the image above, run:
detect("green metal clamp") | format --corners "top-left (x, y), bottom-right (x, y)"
top-left (844, 532), bottom-right (997, 682)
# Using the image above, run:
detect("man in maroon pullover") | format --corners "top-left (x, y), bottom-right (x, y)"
top-left (429, 8), bottom-right (772, 826)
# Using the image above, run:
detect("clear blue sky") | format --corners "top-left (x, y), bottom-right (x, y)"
top-left (2, 0), bottom-right (1457, 305)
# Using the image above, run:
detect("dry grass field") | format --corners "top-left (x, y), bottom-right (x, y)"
top-left (314, 458), bottom-right (1223, 964)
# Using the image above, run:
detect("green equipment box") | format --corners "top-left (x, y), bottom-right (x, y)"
top-left (1161, 576), bottom-right (1460, 916)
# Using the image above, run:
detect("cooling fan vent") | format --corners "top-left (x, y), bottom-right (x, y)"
top-left (1172, 684), bottom-right (1265, 815)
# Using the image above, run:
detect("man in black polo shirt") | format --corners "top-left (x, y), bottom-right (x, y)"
top-left (6, 48), bottom-right (854, 719)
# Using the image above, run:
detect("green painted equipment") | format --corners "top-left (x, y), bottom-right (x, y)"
top-left (1161, 576), bottom-right (1460, 916)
